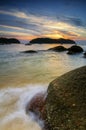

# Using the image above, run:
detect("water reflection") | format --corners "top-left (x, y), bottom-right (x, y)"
top-left (0, 44), bottom-right (86, 88)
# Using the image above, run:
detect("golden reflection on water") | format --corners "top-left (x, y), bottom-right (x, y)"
top-left (0, 43), bottom-right (85, 88)
top-left (0, 51), bottom-right (69, 88)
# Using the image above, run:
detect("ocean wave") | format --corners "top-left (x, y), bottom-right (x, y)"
top-left (0, 84), bottom-right (48, 130)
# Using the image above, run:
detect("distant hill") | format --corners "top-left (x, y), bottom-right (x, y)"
top-left (0, 37), bottom-right (20, 44)
top-left (28, 38), bottom-right (76, 44)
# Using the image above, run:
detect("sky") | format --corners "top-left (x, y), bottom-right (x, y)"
top-left (0, 0), bottom-right (86, 42)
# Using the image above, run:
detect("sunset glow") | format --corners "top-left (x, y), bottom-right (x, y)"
top-left (0, 0), bottom-right (86, 42)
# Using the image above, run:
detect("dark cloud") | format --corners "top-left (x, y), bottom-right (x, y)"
top-left (57, 15), bottom-right (86, 27)
top-left (59, 30), bottom-right (78, 37)
top-left (67, 17), bottom-right (85, 27)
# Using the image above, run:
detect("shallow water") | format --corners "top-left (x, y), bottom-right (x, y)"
top-left (0, 43), bottom-right (86, 130)
top-left (0, 44), bottom-right (86, 88)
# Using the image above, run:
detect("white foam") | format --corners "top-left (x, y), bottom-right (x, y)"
top-left (0, 84), bottom-right (48, 130)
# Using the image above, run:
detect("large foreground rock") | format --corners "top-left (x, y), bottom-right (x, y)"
top-left (45, 66), bottom-right (86, 130)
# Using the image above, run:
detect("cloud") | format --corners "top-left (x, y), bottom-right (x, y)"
top-left (0, 19), bottom-right (41, 35)
top-left (64, 16), bottom-right (86, 27)
top-left (0, 9), bottom-right (86, 40)
top-left (0, 24), bottom-right (39, 34)
top-left (0, 10), bottom-right (50, 25)
top-left (68, 17), bottom-right (84, 26)
top-left (0, 10), bottom-right (29, 19)
top-left (57, 15), bottom-right (86, 27)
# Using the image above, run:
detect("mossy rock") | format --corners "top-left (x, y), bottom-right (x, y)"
top-left (45, 66), bottom-right (86, 130)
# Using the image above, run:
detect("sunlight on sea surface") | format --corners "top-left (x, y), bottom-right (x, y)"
top-left (0, 44), bottom-right (86, 88)
top-left (0, 43), bottom-right (86, 130)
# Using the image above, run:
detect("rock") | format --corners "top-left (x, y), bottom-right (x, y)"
top-left (25, 43), bottom-right (32, 45)
top-left (83, 52), bottom-right (86, 58)
top-left (28, 37), bottom-right (76, 44)
top-left (22, 50), bottom-right (37, 53)
top-left (0, 37), bottom-right (20, 44)
top-left (48, 46), bottom-right (67, 52)
top-left (67, 45), bottom-right (83, 54)
top-left (26, 92), bottom-right (46, 119)
top-left (67, 50), bottom-right (75, 55)
top-left (7, 38), bottom-right (20, 44)
top-left (45, 66), bottom-right (86, 130)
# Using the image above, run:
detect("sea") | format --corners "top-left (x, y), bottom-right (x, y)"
top-left (0, 43), bottom-right (86, 130)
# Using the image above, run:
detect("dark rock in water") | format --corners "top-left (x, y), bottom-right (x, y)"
top-left (26, 92), bottom-right (46, 119)
top-left (29, 37), bottom-right (76, 44)
top-left (45, 66), bottom-right (86, 130)
top-left (83, 52), bottom-right (86, 58)
top-left (0, 37), bottom-right (20, 44)
top-left (7, 38), bottom-right (20, 44)
top-left (67, 45), bottom-right (83, 54)
top-left (25, 43), bottom-right (32, 45)
top-left (22, 50), bottom-right (37, 53)
top-left (48, 46), bottom-right (67, 52)
top-left (67, 50), bottom-right (75, 55)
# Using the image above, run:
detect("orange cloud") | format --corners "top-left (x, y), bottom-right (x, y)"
top-left (0, 10), bottom-right (86, 41)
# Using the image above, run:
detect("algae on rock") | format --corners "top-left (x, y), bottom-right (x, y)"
top-left (45, 66), bottom-right (86, 130)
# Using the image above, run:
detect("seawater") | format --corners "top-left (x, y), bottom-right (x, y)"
top-left (0, 84), bottom-right (47, 130)
top-left (0, 43), bottom-right (86, 130)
